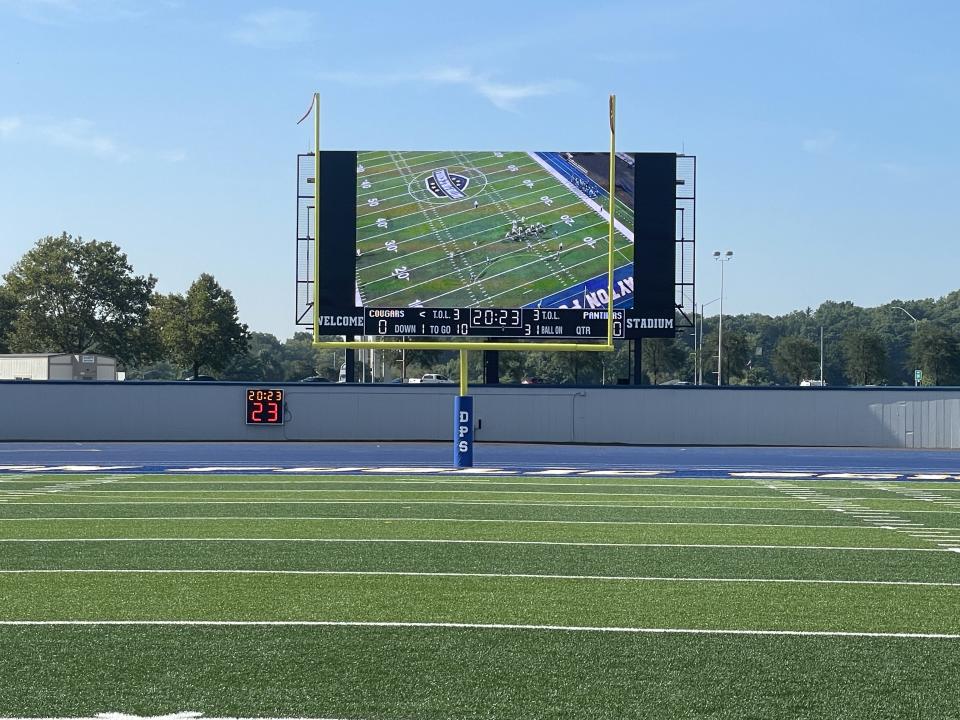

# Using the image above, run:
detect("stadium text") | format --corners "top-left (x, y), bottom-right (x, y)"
top-left (626, 318), bottom-right (674, 329)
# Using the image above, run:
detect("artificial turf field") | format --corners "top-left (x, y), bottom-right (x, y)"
top-left (355, 151), bottom-right (634, 309)
top-left (1, 472), bottom-right (959, 719)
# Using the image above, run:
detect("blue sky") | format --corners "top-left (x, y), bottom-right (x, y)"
top-left (1, 0), bottom-right (958, 339)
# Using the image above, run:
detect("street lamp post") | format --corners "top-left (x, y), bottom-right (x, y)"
top-left (891, 306), bottom-right (920, 385)
top-left (891, 306), bottom-right (919, 332)
top-left (713, 251), bottom-right (734, 385)
top-left (697, 297), bottom-right (720, 385)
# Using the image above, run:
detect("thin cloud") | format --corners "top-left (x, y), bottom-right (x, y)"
top-left (875, 161), bottom-right (921, 182)
top-left (592, 49), bottom-right (678, 64)
top-left (0, 116), bottom-right (22, 138)
top-left (0, 0), bottom-right (149, 23)
top-left (0, 116), bottom-right (130, 161)
top-left (802, 130), bottom-right (838, 154)
top-left (40, 118), bottom-right (129, 161)
top-left (158, 149), bottom-right (186, 163)
top-left (230, 8), bottom-right (314, 48)
top-left (317, 66), bottom-right (572, 111)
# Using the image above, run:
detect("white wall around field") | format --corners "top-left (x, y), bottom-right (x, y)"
top-left (1, 382), bottom-right (959, 448)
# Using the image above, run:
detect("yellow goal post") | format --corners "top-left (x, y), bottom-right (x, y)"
top-left (304, 93), bottom-right (621, 393)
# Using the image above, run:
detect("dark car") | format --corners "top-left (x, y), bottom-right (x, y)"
top-left (300, 375), bottom-right (330, 382)
top-left (183, 375), bottom-right (217, 381)
top-left (521, 377), bottom-right (546, 384)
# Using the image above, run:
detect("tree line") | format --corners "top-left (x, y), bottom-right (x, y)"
top-left (3, 233), bottom-right (960, 385)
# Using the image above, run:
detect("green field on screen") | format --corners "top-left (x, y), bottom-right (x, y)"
top-left (355, 150), bottom-right (634, 309)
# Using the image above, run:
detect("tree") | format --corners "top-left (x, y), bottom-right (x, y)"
top-left (641, 338), bottom-right (687, 384)
top-left (910, 323), bottom-right (960, 385)
top-left (151, 273), bottom-right (248, 378)
top-left (772, 335), bottom-right (820, 384)
top-left (0, 285), bottom-right (16, 354)
top-left (842, 329), bottom-right (887, 385)
top-left (221, 332), bottom-right (285, 381)
top-left (702, 329), bottom-right (752, 384)
top-left (3, 233), bottom-right (157, 364)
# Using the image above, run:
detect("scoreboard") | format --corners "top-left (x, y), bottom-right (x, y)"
top-left (245, 388), bottom-right (284, 425)
top-left (297, 151), bottom-right (686, 340)
top-left (364, 307), bottom-right (626, 339)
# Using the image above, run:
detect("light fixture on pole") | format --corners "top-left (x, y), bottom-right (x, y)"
top-left (713, 251), bottom-right (734, 386)
top-left (891, 306), bottom-right (919, 332)
top-left (891, 306), bottom-right (920, 385)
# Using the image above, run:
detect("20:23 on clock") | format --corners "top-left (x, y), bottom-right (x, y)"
top-left (246, 389), bottom-right (284, 425)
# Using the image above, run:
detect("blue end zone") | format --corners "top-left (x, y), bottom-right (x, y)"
top-left (528, 152), bottom-right (633, 310)
top-left (526, 263), bottom-right (634, 310)
top-left (3, 440), bottom-right (960, 481)
top-left (537, 152), bottom-right (609, 200)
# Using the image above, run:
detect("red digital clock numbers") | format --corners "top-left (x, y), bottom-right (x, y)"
top-left (246, 388), bottom-right (284, 425)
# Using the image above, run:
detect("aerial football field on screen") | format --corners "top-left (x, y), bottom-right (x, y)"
top-left (355, 150), bottom-right (636, 309)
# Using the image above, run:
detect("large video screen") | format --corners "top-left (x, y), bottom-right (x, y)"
top-left (356, 151), bottom-right (634, 312)
top-left (297, 150), bottom-right (679, 339)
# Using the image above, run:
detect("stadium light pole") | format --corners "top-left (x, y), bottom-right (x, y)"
top-left (713, 251), bottom-right (734, 386)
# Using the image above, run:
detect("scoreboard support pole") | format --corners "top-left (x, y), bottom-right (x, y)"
top-left (454, 349), bottom-right (473, 468)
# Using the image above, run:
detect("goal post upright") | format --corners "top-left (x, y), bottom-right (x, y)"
top-left (607, 94), bottom-right (615, 347)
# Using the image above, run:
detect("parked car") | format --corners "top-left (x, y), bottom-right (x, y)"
top-left (183, 375), bottom-right (217, 381)
top-left (521, 377), bottom-right (546, 384)
top-left (407, 373), bottom-right (454, 384)
top-left (300, 375), bottom-right (330, 382)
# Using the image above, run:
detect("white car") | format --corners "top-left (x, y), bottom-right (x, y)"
top-left (408, 373), bottom-right (453, 384)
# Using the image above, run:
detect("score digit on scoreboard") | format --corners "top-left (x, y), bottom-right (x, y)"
top-left (245, 388), bottom-right (284, 425)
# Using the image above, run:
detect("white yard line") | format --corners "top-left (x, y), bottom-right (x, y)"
top-left (359, 151), bottom-right (534, 181)
top-left (356, 162), bottom-right (537, 212)
top-left (0, 538), bottom-right (945, 551)
top-left (0, 717), bottom-right (349, 720)
top-left (1, 568), bottom-right (957, 587)
top-left (361, 208), bottom-right (605, 297)
top-left (357, 166), bottom-right (551, 236)
top-left (0, 500), bottom-right (877, 511)
top-left (0, 516), bottom-right (914, 530)
top-left (45, 489), bottom-right (807, 499)
top-left (0, 479), bottom-right (777, 488)
top-left (416, 247), bottom-right (628, 307)
top-left (357, 154), bottom-right (536, 198)
top-left (0, 619), bottom-right (956, 639)
top-left (358, 150), bottom-right (447, 172)
top-left (360, 203), bottom-right (597, 281)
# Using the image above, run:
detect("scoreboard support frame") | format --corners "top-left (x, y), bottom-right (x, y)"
top-left (303, 93), bottom-right (621, 466)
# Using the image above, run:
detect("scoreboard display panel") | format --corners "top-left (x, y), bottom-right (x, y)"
top-left (245, 388), bottom-right (284, 425)
top-left (297, 150), bottom-right (679, 338)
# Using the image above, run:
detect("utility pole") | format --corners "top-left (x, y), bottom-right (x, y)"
top-left (819, 326), bottom-right (824, 384)
top-left (713, 251), bottom-right (734, 385)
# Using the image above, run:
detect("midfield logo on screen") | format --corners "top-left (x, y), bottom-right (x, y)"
top-left (425, 168), bottom-right (470, 199)
top-left (407, 164), bottom-right (487, 205)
